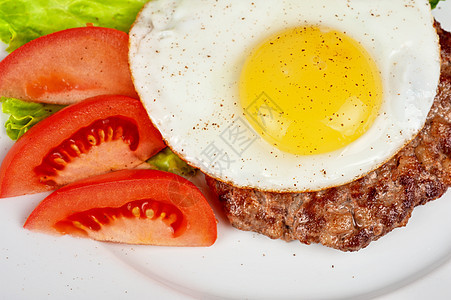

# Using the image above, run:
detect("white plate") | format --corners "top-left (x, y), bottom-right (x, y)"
top-left (1, 2), bottom-right (451, 299)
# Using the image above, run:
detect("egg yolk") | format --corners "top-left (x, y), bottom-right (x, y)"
top-left (239, 26), bottom-right (383, 155)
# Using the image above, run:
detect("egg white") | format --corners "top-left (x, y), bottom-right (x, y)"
top-left (129, 0), bottom-right (440, 192)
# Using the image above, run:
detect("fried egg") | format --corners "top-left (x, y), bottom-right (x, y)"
top-left (129, 0), bottom-right (440, 192)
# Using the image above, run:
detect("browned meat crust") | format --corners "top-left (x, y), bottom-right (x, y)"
top-left (206, 23), bottom-right (451, 251)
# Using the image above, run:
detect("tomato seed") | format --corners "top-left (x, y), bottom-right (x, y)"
top-left (132, 207), bottom-right (141, 217)
top-left (145, 209), bottom-right (155, 218)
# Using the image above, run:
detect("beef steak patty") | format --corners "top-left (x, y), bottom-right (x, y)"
top-left (206, 22), bottom-right (451, 252)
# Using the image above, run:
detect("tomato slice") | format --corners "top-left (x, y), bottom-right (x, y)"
top-left (0, 95), bottom-right (166, 198)
top-left (23, 169), bottom-right (217, 246)
top-left (0, 26), bottom-right (137, 104)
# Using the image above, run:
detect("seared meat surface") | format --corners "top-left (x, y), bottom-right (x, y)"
top-left (206, 23), bottom-right (451, 251)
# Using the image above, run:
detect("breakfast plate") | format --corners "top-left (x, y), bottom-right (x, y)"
top-left (1, 1), bottom-right (451, 299)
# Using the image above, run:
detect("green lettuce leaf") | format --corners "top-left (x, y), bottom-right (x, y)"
top-left (430, 0), bottom-right (445, 9)
top-left (0, 0), bottom-right (148, 52)
top-left (147, 148), bottom-right (197, 177)
top-left (1, 97), bottom-right (65, 140)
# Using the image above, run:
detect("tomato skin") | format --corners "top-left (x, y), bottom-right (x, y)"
top-left (0, 95), bottom-right (166, 198)
top-left (0, 26), bottom-right (137, 104)
top-left (23, 169), bottom-right (217, 247)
